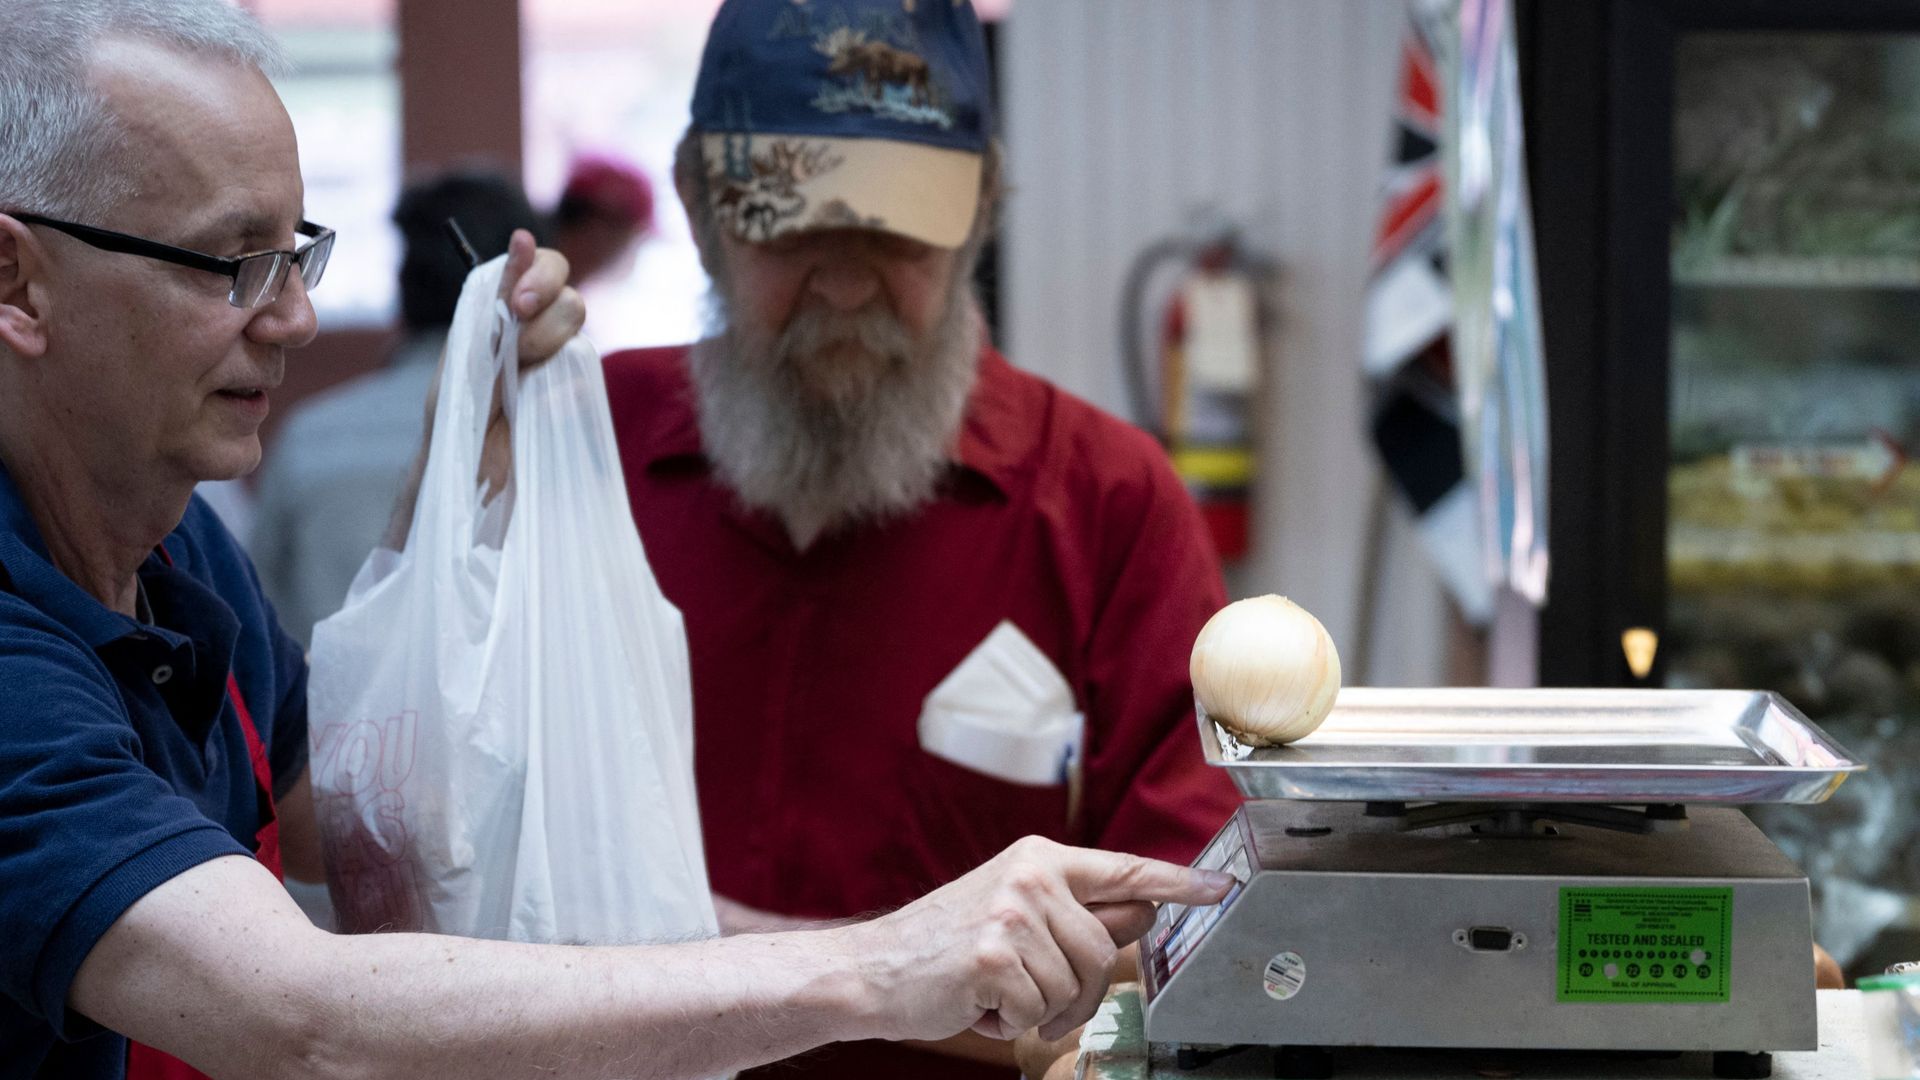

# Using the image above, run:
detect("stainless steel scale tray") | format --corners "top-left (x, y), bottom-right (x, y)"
top-left (1200, 687), bottom-right (1863, 804)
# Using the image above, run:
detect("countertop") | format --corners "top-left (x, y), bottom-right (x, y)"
top-left (1075, 986), bottom-right (1868, 1079)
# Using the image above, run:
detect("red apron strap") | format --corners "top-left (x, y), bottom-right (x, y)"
top-left (127, 670), bottom-right (283, 1080)
top-left (226, 672), bottom-right (284, 881)
top-left (124, 1044), bottom-right (207, 1080)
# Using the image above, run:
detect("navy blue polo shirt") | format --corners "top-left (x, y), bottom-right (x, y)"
top-left (0, 461), bottom-right (310, 1080)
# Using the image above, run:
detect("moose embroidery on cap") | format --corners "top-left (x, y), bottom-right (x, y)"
top-left (710, 136), bottom-right (847, 241)
top-left (810, 27), bottom-right (953, 129)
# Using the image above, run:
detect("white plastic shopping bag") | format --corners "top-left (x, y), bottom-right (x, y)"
top-left (306, 256), bottom-right (716, 944)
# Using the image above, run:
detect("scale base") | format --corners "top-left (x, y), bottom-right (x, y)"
top-left (1144, 802), bottom-right (1817, 1058)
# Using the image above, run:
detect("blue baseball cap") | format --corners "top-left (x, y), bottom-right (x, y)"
top-left (690, 0), bottom-right (994, 249)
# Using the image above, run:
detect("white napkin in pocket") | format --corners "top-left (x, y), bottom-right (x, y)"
top-left (918, 620), bottom-right (1084, 788)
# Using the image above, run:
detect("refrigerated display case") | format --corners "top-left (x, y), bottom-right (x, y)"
top-left (1524, 0), bottom-right (1920, 977)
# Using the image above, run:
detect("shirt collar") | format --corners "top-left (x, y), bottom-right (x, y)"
top-left (639, 342), bottom-right (1031, 500)
top-left (0, 457), bottom-right (181, 650)
top-left (949, 347), bottom-right (1032, 499)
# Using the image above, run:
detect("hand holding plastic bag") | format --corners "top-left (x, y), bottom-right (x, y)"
top-left (306, 255), bottom-right (715, 945)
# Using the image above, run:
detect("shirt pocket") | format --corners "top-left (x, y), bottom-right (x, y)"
top-left (916, 618), bottom-right (1081, 785)
top-left (918, 703), bottom-right (1083, 788)
top-left (897, 620), bottom-right (1086, 884)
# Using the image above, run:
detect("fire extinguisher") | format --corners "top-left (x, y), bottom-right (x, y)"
top-left (1121, 219), bottom-right (1278, 563)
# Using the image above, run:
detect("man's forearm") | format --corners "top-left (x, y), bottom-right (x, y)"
top-left (73, 856), bottom-right (876, 1080)
top-left (305, 923), bottom-right (874, 1078)
top-left (74, 840), bottom-right (1234, 1078)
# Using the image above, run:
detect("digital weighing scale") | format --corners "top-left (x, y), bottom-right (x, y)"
top-left (1141, 688), bottom-right (1864, 1078)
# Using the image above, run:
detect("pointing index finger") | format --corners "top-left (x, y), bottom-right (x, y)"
top-left (1059, 848), bottom-right (1234, 908)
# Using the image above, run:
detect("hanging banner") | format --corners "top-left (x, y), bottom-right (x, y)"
top-left (1363, 0), bottom-right (1494, 625)
top-left (1446, 0), bottom-right (1551, 605)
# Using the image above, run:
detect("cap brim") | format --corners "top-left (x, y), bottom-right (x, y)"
top-left (702, 133), bottom-right (980, 250)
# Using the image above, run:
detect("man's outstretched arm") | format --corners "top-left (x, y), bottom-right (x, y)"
top-left (70, 838), bottom-right (1232, 1080)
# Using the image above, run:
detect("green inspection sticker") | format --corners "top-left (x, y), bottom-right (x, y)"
top-left (1557, 887), bottom-right (1731, 1003)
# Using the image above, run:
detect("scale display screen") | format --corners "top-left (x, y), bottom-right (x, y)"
top-left (1147, 817), bottom-right (1252, 986)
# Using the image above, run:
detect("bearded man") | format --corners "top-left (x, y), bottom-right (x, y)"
top-left (601, 2), bottom-right (1242, 1075)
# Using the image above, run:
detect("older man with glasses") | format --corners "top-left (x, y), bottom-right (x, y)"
top-left (0, 4), bottom-right (1232, 1079)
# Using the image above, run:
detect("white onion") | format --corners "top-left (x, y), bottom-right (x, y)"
top-left (1190, 595), bottom-right (1342, 746)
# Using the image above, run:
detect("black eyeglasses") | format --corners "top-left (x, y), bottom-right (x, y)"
top-left (8, 212), bottom-right (334, 309)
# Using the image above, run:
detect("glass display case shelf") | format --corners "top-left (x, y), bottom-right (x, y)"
top-left (1671, 525), bottom-right (1920, 589)
top-left (1674, 255), bottom-right (1920, 289)
top-left (1526, 0), bottom-right (1920, 981)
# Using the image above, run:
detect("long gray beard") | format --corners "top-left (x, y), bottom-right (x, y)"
top-left (688, 280), bottom-right (981, 549)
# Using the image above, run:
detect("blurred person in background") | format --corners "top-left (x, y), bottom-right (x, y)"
top-left (602, 2), bottom-right (1242, 1075)
top-left (250, 169), bottom-right (545, 647)
top-left (551, 153), bottom-right (654, 289)
top-left (550, 154), bottom-right (656, 349)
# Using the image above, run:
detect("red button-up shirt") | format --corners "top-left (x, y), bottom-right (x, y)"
top-left (603, 345), bottom-right (1242, 1079)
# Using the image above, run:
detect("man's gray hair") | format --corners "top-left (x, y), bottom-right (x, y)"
top-left (0, 0), bottom-right (287, 220)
